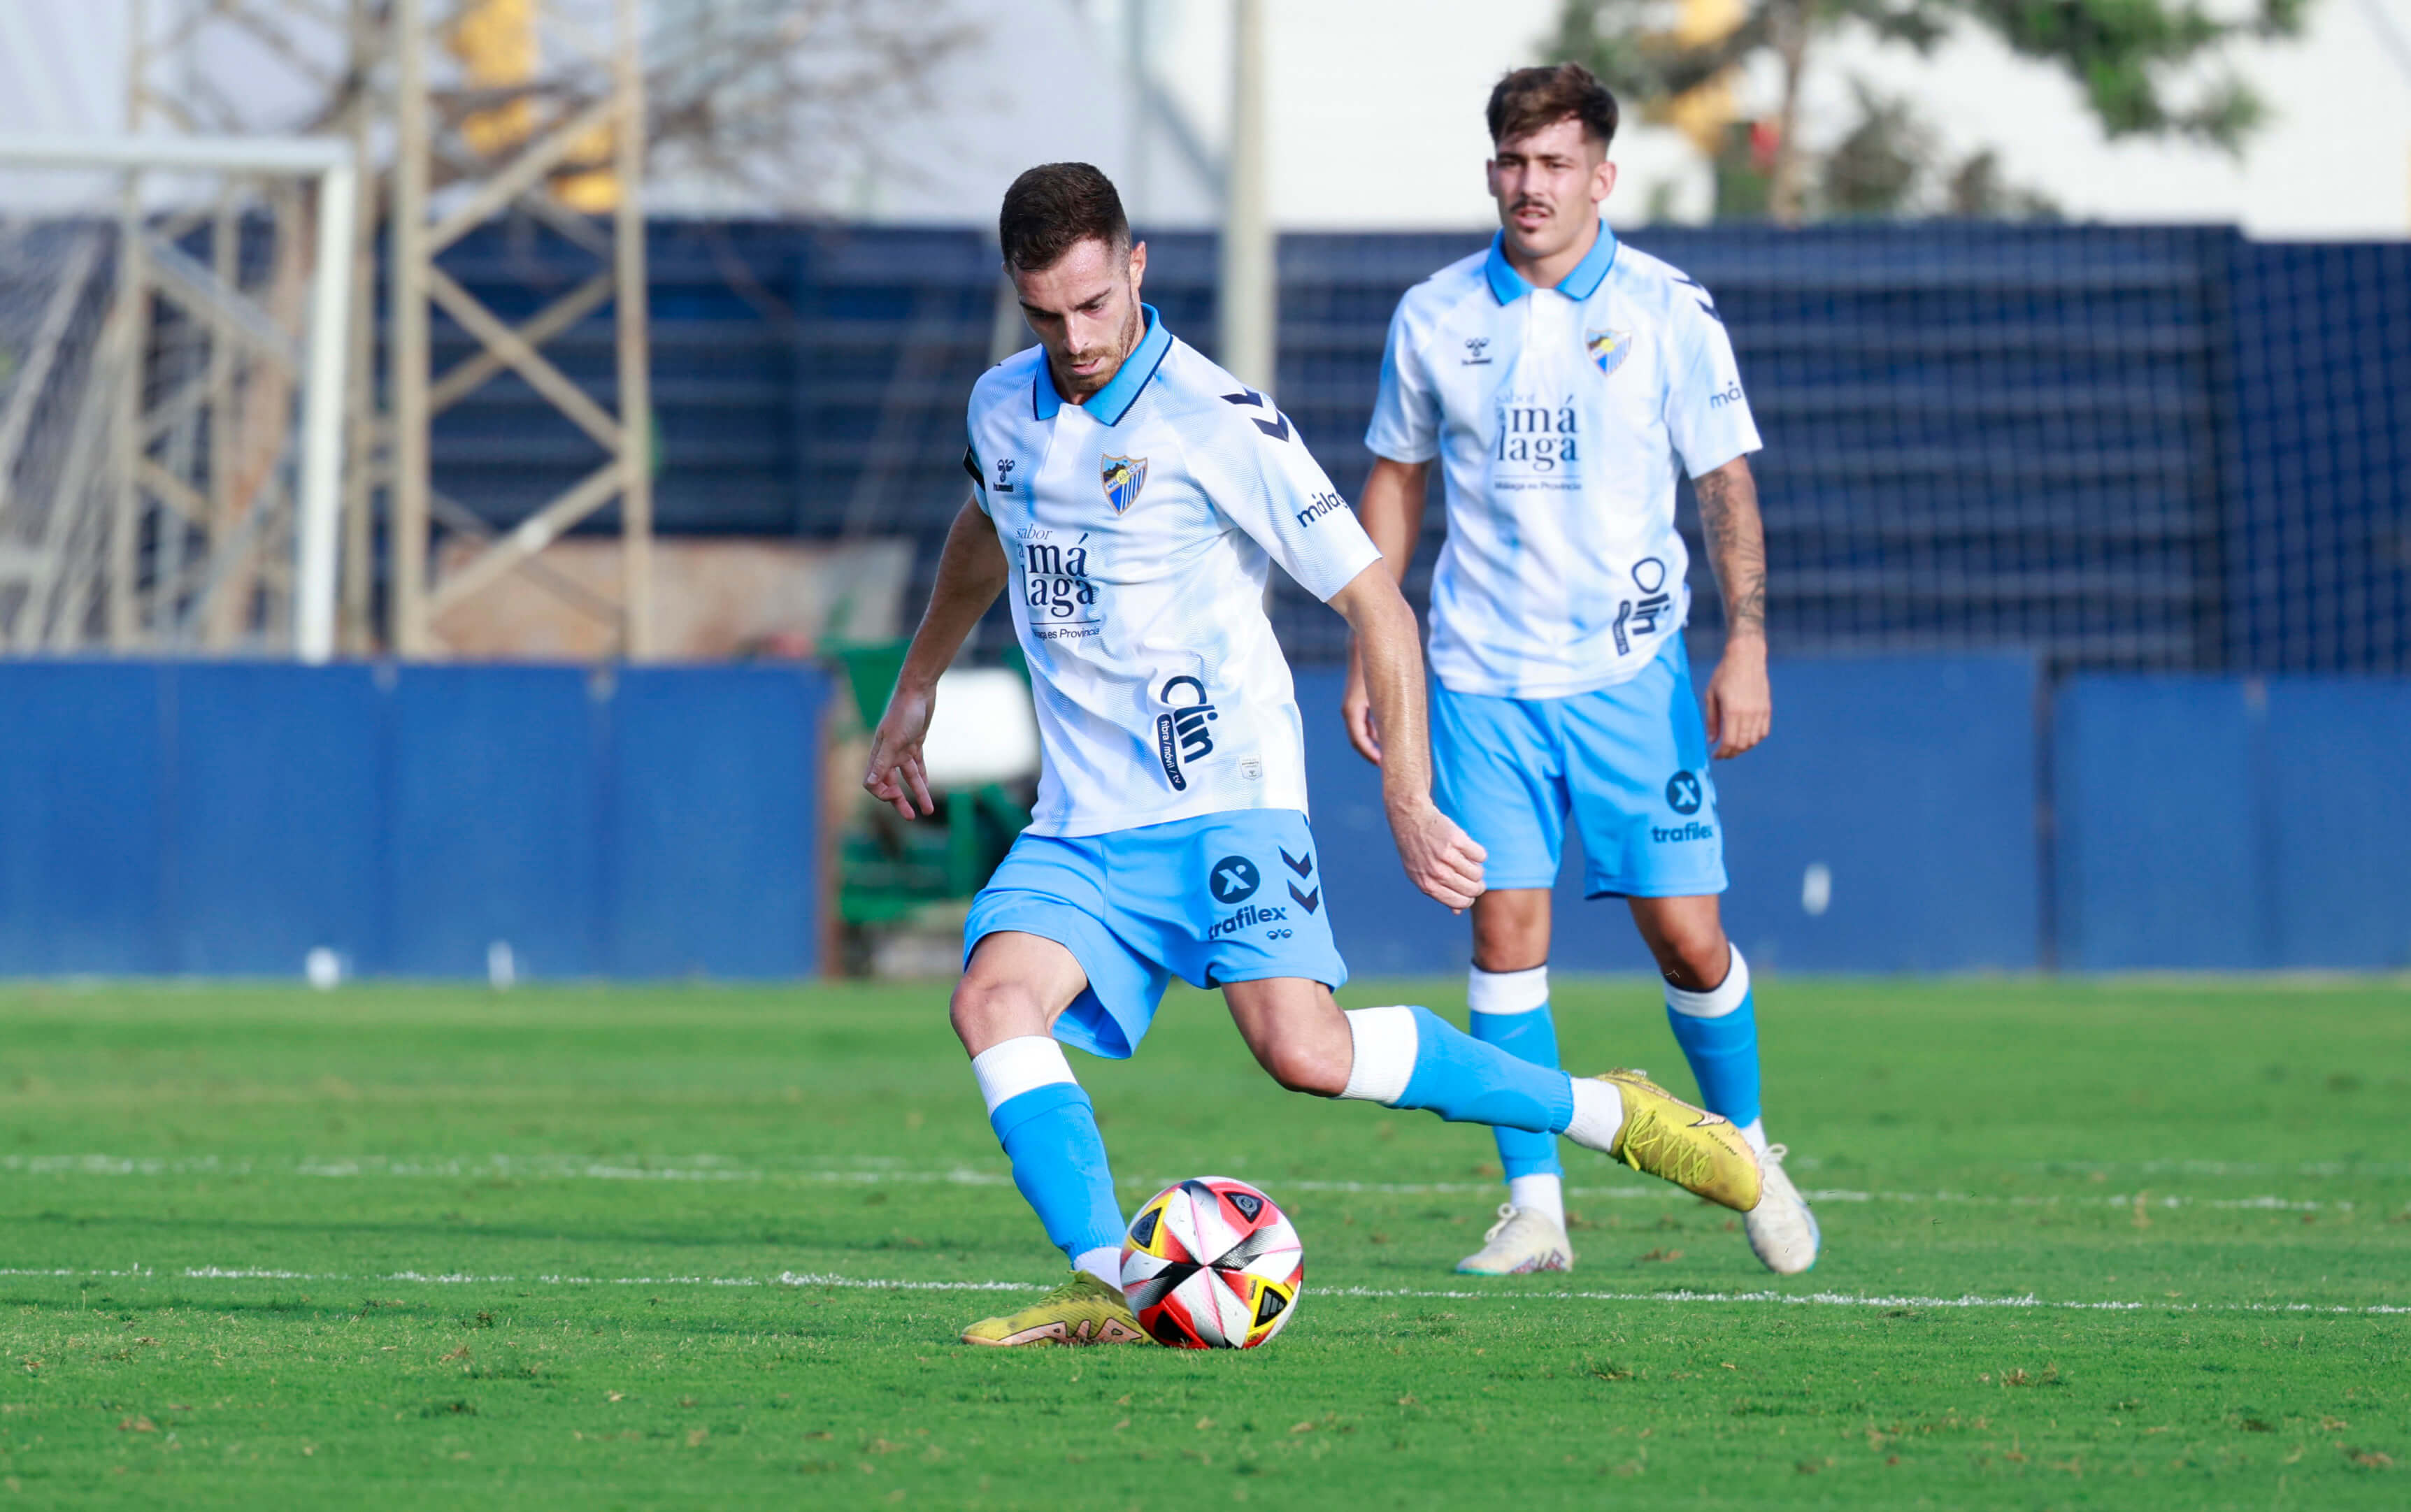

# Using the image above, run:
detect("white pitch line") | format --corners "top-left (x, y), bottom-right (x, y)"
top-left (0, 1265), bottom-right (768, 1288)
top-left (1265, 1180), bottom-right (2362, 1213)
top-left (2017, 1159), bottom-right (2411, 1179)
top-left (0, 1153), bottom-right (1013, 1186)
top-left (2, 1153), bottom-right (2386, 1214)
top-left (3, 1263), bottom-right (2401, 1317)
top-left (1315, 1286), bottom-right (2411, 1317)
top-left (770, 1273), bottom-right (2411, 1316)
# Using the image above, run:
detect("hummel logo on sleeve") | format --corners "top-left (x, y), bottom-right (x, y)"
top-left (1221, 389), bottom-right (1293, 442)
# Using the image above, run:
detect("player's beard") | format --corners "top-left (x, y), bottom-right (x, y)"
top-left (1060, 298), bottom-right (1141, 402)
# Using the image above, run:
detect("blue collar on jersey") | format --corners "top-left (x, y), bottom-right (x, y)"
top-left (1483, 219), bottom-right (1618, 304)
top-left (1032, 303), bottom-right (1174, 426)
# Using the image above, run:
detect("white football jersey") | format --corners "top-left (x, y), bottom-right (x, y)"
top-left (966, 306), bottom-right (1382, 837)
top-left (1367, 223), bottom-right (1762, 699)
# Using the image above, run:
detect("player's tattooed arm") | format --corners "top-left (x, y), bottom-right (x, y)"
top-left (1328, 563), bottom-right (1487, 912)
top-left (863, 498), bottom-right (1009, 819)
top-left (1694, 457), bottom-right (1773, 758)
top-left (1696, 458), bottom-right (1767, 642)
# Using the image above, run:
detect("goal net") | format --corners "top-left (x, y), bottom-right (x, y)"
top-left (0, 144), bottom-right (348, 656)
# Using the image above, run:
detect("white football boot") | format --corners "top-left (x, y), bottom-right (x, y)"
top-left (1743, 1143), bottom-right (1820, 1274)
top-left (1455, 1202), bottom-right (1575, 1275)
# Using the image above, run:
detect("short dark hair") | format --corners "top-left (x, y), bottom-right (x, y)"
top-left (999, 162), bottom-right (1131, 272)
top-left (1487, 63), bottom-right (1619, 150)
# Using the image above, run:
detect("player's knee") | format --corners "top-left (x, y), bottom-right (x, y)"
top-left (1653, 923), bottom-right (1731, 992)
top-left (1249, 1034), bottom-right (1350, 1098)
top-left (949, 977), bottom-right (1044, 1051)
top-left (1471, 898), bottom-right (1550, 972)
top-left (1472, 922), bottom-right (1547, 974)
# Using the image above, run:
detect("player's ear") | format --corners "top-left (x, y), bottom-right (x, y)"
top-left (1593, 156), bottom-right (1617, 207)
top-left (1126, 238), bottom-right (1147, 301)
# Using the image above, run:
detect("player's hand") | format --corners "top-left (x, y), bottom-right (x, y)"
top-left (1387, 799), bottom-right (1485, 912)
top-left (862, 682), bottom-right (938, 819)
top-left (1341, 644), bottom-right (1382, 764)
top-left (1704, 639), bottom-right (1771, 759)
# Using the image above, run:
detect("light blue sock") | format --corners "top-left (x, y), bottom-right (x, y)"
top-left (989, 1083), bottom-right (1126, 1261)
top-left (1664, 943), bottom-right (1762, 1130)
top-left (1468, 965), bottom-right (1564, 1180)
top-left (973, 1037), bottom-right (1124, 1265)
top-left (1342, 1004), bottom-right (1575, 1133)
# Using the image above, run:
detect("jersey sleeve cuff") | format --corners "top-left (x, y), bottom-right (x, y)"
top-left (1683, 438), bottom-right (1761, 480)
top-left (1311, 534), bottom-right (1387, 604)
top-left (1364, 435), bottom-right (1440, 466)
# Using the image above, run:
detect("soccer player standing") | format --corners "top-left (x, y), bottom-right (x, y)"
top-left (864, 163), bottom-right (1763, 1346)
top-left (1346, 65), bottom-right (1820, 1276)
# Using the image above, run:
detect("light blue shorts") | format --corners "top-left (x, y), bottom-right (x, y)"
top-left (1431, 634), bottom-right (1728, 900)
top-left (963, 808), bottom-right (1347, 1060)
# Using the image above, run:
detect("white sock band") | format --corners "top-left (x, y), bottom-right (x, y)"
top-left (1507, 1173), bottom-right (1565, 1229)
top-left (1467, 963), bottom-right (1549, 1017)
top-left (1338, 1006), bottom-right (1418, 1104)
top-left (969, 1035), bottom-right (1076, 1116)
top-left (1563, 1077), bottom-right (1626, 1153)
top-left (1073, 1246), bottom-right (1123, 1289)
top-left (1665, 944), bottom-right (1750, 1018)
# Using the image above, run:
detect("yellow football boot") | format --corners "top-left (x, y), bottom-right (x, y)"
top-left (960, 1270), bottom-right (1146, 1347)
top-left (1598, 1069), bottom-right (1763, 1212)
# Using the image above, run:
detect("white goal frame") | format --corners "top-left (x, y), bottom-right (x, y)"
top-left (0, 131), bottom-right (356, 663)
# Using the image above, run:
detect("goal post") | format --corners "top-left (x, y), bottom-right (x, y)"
top-left (0, 132), bottom-right (355, 663)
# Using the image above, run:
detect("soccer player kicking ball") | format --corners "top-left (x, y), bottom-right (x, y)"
top-left (1344, 64), bottom-right (1820, 1278)
top-left (863, 162), bottom-right (1761, 1348)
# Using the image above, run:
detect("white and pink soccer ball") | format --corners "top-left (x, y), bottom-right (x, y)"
top-left (1119, 1176), bottom-right (1304, 1350)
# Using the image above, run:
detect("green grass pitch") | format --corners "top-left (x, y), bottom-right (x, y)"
top-left (1, 975), bottom-right (2405, 1509)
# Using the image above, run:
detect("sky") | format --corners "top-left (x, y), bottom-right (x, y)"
top-left (1, 0), bottom-right (2405, 237)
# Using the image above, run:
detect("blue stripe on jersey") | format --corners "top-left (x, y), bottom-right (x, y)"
top-left (1482, 220), bottom-right (1619, 305)
top-left (1032, 303), bottom-right (1175, 426)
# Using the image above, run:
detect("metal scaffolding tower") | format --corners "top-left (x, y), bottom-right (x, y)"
top-left (387, 0), bottom-right (654, 659)
top-left (2, 0), bottom-right (655, 663)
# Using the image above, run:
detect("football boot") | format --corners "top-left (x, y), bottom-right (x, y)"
top-left (959, 1270), bottom-right (1146, 1347)
top-left (1596, 1069), bottom-right (1762, 1211)
top-left (1455, 1202), bottom-right (1575, 1275)
top-left (1743, 1142), bottom-right (1821, 1274)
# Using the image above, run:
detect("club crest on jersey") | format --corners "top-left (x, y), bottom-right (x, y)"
top-left (1585, 328), bottom-right (1633, 377)
top-left (1101, 454), bottom-right (1149, 513)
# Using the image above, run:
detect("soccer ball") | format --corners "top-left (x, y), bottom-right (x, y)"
top-left (1119, 1176), bottom-right (1303, 1349)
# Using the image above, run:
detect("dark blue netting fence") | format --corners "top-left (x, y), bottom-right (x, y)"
top-left (420, 220), bottom-right (2409, 673)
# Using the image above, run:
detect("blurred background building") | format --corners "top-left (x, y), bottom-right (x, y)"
top-left (0, 0), bottom-right (2402, 981)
